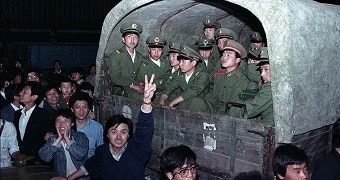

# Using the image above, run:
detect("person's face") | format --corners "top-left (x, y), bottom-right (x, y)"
top-left (253, 42), bottom-right (265, 47)
top-left (71, 72), bottom-right (82, 81)
top-left (90, 66), bottom-right (96, 75)
top-left (59, 82), bottom-right (72, 96)
top-left (80, 89), bottom-right (93, 98)
top-left (13, 75), bottom-right (22, 84)
top-left (107, 123), bottom-right (129, 152)
top-left (260, 64), bottom-right (271, 83)
top-left (44, 88), bottom-right (59, 106)
top-left (19, 86), bottom-right (36, 104)
top-left (179, 59), bottom-right (196, 75)
top-left (167, 163), bottom-right (197, 180)
top-left (247, 57), bottom-right (260, 64)
top-left (72, 100), bottom-right (90, 121)
top-left (27, 72), bottom-right (40, 82)
top-left (55, 116), bottom-right (73, 135)
top-left (203, 28), bottom-right (216, 39)
top-left (217, 38), bottom-right (228, 51)
top-left (198, 49), bottom-right (213, 60)
top-left (148, 47), bottom-right (163, 60)
top-left (122, 33), bottom-right (139, 50)
top-left (220, 50), bottom-right (240, 69)
top-left (15, 61), bottom-right (22, 68)
top-left (278, 163), bottom-right (308, 180)
top-left (54, 62), bottom-right (61, 71)
top-left (169, 53), bottom-right (180, 67)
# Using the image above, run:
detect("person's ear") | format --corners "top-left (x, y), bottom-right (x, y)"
top-left (71, 108), bottom-right (74, 112)
top-left (166, 172), bottom-right (174, 180)
top-left (277, 173), bottom-right (285, 180)
top-left (235, 57), bottom-right (241, 64)
top-left (31, 94), bottom-right (38, 101)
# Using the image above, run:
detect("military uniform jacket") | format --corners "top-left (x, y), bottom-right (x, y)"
top-left (197, 56), bottom-right (221, 75)
top-left (204, 68), bottom-right (258, 113)
top-left (109, 46), bottom-right (144, 96)
top-left (163, 69), bottom-right (209, 104)
top-left (137, 57), bottom-right (171, 92)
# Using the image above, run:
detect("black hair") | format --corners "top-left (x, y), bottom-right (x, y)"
top-left (160, 145), bottom-right (197, 177)
top-left (272, 144), bottom-right (308, 180)
top-left (53, 59), bottom-right (61, 65)
top-left (43, 84), bottom-right (60, 98)
top-left (332, 118), bottom-right (340, 148)
top-left (59, 77), bottom-right (72, 85)
top-left (79, 82), bottom-right (94, 93)
top-left (5, 83), bottom-right (23, 103)
top-left (103, 114), bottom-right (134, 144)
top-left (69, 92), bottom-right (93, 109)
top-left (233, 171), bottom-right (265, 180)
top-left (53, 108), bottom-right (76, 124)
top-left (25, 81), bottom-right (44, 105)
top-left (70, 66), bottom-right (83, 76)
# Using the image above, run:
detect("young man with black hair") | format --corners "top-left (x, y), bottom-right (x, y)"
top-left (272, 144), bottom-right (308, 180)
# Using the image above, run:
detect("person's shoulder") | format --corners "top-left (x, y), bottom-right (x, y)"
top-left (212, 69), bottom-right (226, 78)
top-left (89, 119), bottom-right (103, 128)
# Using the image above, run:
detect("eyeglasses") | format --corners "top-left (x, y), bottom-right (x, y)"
top-left (172, 164), bottom-right (198, 177)
top-left (27, 75), bottom-right (39, 80)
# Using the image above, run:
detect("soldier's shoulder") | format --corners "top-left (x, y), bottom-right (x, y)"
top-left (212, 69), bottom-right (226, 78)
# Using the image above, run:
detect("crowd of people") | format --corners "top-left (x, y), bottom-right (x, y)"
top-left (0, 19), bottom-right (339, 180)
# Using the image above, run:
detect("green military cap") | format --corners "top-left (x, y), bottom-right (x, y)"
top-left (203, 19), bottom-right (221, 29)
top-left (222, 39), bottom-right (247, 58)
top-left (146, 36), bottom-right (167, 48)
top-left (257, 47), bottom-right (269, 66)
top-left (216, 28), bottom-right (238, 41)
top-left (178, 45), bottom-right (201, 61)
top-left (248, 44), bottom-right (261, 60)
top-left (120, 22), bottom-right (143, 36)
top-left (195, 38), bottom-right (214, 49)
top-left (250, 31), bottom-right (264, 43)
top-left (168, 41), bottom-right (181, 53)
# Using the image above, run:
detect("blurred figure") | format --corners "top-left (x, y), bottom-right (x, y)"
top-left (85, 64), bottom-right (96, 88)
top-left (0, 84), bottom-right (23, 123)
top-left (41, 84), bottom-right (60, 114)
top-left (0, 75), bottom-right (11, 109)
top-left (0, 118), bottom-right (25, 167)
top-left (312, 118), bottom-right (340, 180)
top-left (48, 60), bottom-right (67, 88)
top-left (70, 67), bottom-right (84, 85)
top-left (160, 145), bottom-right (197, 180)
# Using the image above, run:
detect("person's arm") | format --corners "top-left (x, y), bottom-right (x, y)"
top-left (66, 132), bottom-right (89, 160)
top-left (141, 74), bottom-right (156, 112)
top-left (169, 96), bottom-right (184, 107)
top-left (67, 168), bottom-right (86, 180)
top-left (159, 94), bottom-right (168, 105)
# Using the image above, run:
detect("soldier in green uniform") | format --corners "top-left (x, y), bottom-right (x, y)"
top-left (202, 19), bottom-right (221, 62)
top-left (245, 44), bottom-right (262, 83)
top-left (164, 42), bottom-right (182, 103)
top-left (159, 45), bottom-right (209, 111)
top-left (198, 39), bottom-right (258, 113)
top-left (108, 22), bottom-right (144, 99)
top-left (250, 31), bottom-right (266, 48)
top-left (137, 36), bottom-right (170, 101)
top-left (195, 38), bottom-right (220, 75)
top-left (229, 47), bottom-right (274, 125)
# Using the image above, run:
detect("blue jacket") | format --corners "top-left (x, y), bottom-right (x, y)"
top-left (39, 130), bottom-right (89, 179)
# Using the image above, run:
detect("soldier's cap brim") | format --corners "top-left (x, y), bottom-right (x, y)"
top-left (148, 43), bottom-right (165, 48)
top-left (122, 30), bottom-right (140, 37)
top-left (257, 60), bottom-right (270, 66)
top-left (177, 54), bottom-right (199, 61)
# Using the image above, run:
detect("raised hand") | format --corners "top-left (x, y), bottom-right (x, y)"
top-left (143, 74), bottom-right (156, 103)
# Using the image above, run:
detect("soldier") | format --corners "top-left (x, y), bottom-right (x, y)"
top-left (164, 42), bottom-right (182, 103)
top-left (159, 45), bottom-right (209, 111)
top-left (137, 36), bottom-right (170, 101)
top-left (195, 38), bottom-right (220, 75)
top-left (215, 27), bottom-right (238, 52)
top-left (199, 39), bottom-right (258, 113)
top-left (108, 22), bottom-right (144, 99)
top-left (228, 47), bottom-right (274, 125)
top-left (250, 31), bottom-right (266, 47)
top-left (202, 19), bottom-right (221, 62)
top-left (245, 44), bottom-right (262, 83)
